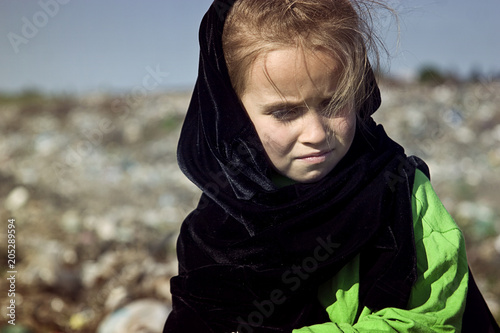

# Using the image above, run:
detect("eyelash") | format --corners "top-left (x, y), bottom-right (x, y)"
top-left (271, 108), bottom-right (301, 122)
top-left (270, 99), bottom-right (332, 122)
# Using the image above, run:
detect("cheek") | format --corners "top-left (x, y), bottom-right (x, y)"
top-left (257, 125), bottom-right (296, 157)
top-left (333, 113), bottom-right (356, 143)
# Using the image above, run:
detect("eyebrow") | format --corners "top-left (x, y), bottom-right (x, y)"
top-left (259, 101), bottom-right (302, 113)
top-left (259, 97), bottom-right (332, 113)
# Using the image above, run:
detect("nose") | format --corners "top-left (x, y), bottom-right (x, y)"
top-left (297, 111), bottom-right (329, 145)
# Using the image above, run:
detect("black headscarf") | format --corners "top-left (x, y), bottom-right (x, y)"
top-left (164, 1), bottom-right (425, 332)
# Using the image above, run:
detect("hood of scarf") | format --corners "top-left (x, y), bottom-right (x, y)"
top-left (168, 1), bottom-right (422, 332)
top-left (177, 0), bottom-right (382, 228)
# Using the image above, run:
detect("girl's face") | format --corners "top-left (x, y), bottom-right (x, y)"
top-left (240, 48), bottom-right (356, 183)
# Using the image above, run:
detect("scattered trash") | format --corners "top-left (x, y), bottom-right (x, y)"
top-left (97, 299), bottom-right (171, 333)
top-left (4, 186), bottom-right (29, 211)
top-left (1, 84), bottom-right (498, 331)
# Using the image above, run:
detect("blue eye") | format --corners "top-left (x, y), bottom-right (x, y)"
top-left (272, 108), bottom-right (301, 122)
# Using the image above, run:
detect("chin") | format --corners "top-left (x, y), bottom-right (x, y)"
top-left (290, 170), bottom-right (329, 184)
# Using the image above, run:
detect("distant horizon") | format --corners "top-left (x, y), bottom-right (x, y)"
top-left (1, 64), bottom-right (499, 98)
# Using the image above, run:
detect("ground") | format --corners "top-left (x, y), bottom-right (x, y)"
top-left (1, 80), bottom-right (499, 332)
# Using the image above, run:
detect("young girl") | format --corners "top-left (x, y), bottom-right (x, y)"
top-left (164, 0), bottom-right (499, 332)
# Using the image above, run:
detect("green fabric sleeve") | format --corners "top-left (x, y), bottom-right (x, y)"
top-left (294, 169), bottom-right (469, 333)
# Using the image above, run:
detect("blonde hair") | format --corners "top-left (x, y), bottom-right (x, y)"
top-left (222, 0), bottom-right (394, 118)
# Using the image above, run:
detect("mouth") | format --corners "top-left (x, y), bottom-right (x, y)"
top-left (297, 150), bottom-right (333, 163)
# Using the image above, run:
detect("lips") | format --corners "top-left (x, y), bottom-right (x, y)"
top-left (297, 149), bottom-right (333, 163)
top-left (297, 150), bottom-right (332, 159)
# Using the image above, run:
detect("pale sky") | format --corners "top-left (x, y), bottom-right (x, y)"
top-left (1, 0), bottom-right (499, 95)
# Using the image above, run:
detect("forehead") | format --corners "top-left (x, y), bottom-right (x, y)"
top-left (245, 48), bottom-right (339, 103)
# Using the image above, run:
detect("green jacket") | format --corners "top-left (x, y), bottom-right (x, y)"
top-left (295, 169), bottom-right (469, 332)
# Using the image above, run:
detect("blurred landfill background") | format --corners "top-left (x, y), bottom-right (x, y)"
top-left (1, 70), bottom-right (500, 332)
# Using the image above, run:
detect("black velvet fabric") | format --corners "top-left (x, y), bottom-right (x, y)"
top-left (462, 270), bottom-right (500, 332)
top-left (163, 1), bottom-right (499, 332)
